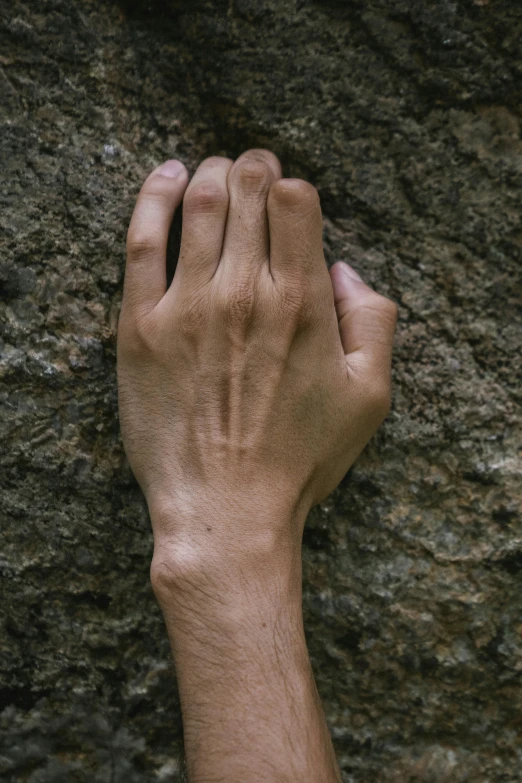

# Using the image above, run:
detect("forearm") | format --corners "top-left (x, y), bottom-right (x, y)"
top-left (151, 515), bottom-right (341, 783)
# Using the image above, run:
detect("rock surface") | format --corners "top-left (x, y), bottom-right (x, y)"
top-left (1, 0), bottom-right (522, 780)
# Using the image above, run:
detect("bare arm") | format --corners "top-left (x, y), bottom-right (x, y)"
top-left (117, 150), bottom-right (396, 782)
top-left (154, 517), bottom-right (340, 782)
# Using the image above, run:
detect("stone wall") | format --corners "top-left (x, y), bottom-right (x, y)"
top-left (1, 1), bottom-right (521, 780)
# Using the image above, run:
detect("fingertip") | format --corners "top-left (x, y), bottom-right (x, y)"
top-left (329, 262), bottom-right (364, 308)
top-left (139, 160), bottom-right (190, 202)
top-left (341, 262), bottom-right (363, 282)
top-left (330, 261), bottom-right (363, 284)
top-left (268, 178), bottom-right (319, 211)
top-left (151, 159), bottom-right (189, 181)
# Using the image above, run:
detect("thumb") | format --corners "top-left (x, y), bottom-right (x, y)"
top-left (329, 261), bottom-right (397, 378)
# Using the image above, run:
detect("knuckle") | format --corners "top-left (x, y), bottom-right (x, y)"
top-left (177, 291), bottom-right (208, 334)
top-left (269, 178), bottom-right (319, 209)
top-left (234, 159), bottom-right (272, 190)
top-left (141, 186), bottom-right (173, 206)
top-left (219, 280), bottom-right (256, 325)
top-left (277, 279), bottom-right (310, 324)
top-left (184, 183), bottom-right (228, 215)
top-left (240, 148), bottom-right (280, 168)
top-left (126, 229), bottom-right (161, 261)
top-left (282, 283), bottom-right (306, 315)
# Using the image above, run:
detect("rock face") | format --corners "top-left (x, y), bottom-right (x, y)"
top-left (1, 1), bottom-right (522, 780)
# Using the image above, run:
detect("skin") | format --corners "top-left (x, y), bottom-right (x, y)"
top-left (117, 149), bottom-right (397, 782)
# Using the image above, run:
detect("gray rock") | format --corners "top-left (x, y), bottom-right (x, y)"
top-left (1, 0), bottom-right (521, 780)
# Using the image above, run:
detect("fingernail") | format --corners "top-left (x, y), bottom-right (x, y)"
top-left (156, 159), bottom-right (185, 178)
top-left (340, 263), bottom-right (362, 281)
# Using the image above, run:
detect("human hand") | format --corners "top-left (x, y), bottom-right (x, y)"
top-left (117, 150), bottom-right (396, 574)
top-left (117, 150), bottom-right (396, 782)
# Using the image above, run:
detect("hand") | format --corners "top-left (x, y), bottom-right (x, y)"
top-left (117, 150), bottom-right (396, 571)
top-left (117, 150), bottom-right (397, 783)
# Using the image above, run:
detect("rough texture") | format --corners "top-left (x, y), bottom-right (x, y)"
top-left (1, 1), bottom-right (522, 780)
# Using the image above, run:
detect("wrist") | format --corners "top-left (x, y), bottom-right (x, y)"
top-left (150, 489), bottom-right (308, 572)
top-left (151, 534), bottom-right (303, 622)
top-left (149, 507), bottom-right (306, 634)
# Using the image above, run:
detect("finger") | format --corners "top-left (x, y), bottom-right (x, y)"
top-left (125, 160), bottom-right (189, 315)
top-left (174, 156), bottom-right (233, 289)
top-left (219, 149), bottom-right (281, 277)
top-left (330, 261), bottom-right (397, 375)
top-left (267, 179), bottom-right (326, 282)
